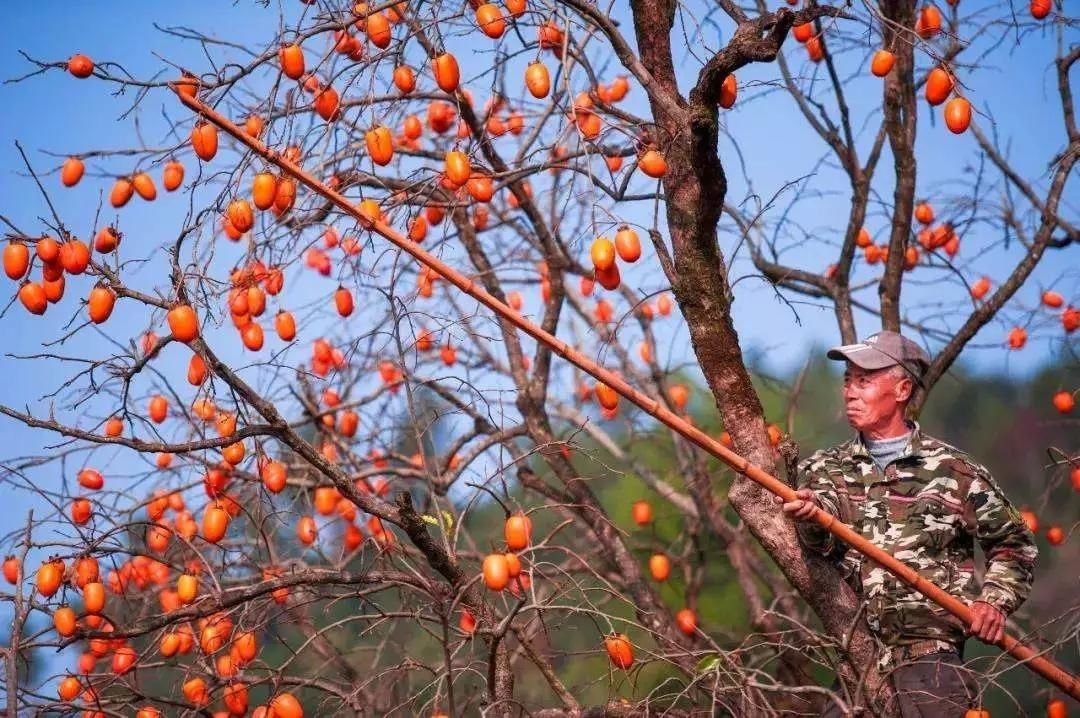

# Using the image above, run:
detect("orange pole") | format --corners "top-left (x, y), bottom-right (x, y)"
top-left (175, 88), bottom-right (1079, 702)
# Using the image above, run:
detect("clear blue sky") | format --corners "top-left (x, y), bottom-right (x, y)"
top-left (0, 0), bottom-right (1075, 686)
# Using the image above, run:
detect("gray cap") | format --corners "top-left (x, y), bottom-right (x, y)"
top-left (827, 330), bottom-right (930, 380)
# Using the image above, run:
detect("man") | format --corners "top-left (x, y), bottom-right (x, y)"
top-left (778, 331), bottom-right (1038, 715)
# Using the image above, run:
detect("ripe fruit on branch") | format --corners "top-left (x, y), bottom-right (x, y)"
top-left (482, 553), bottom-right (510, 590)
top-left (604, 633), bottom-right (633, 669)
top-left (432, 52), bottom-right (460, 93)
top-left (67, 54), bottom-right (94, 78)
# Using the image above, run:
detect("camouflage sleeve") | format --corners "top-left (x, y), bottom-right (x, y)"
top-left (794, 451), bottom-right (843, 556)
top-left (967, 468), bottom-right (1039, 615)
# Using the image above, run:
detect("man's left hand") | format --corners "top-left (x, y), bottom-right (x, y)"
top-left (968, 601), bottom-right (1006, 644)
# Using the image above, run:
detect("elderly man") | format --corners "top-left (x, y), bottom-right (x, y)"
top-left (779, 331), bottom-right (1038, 715)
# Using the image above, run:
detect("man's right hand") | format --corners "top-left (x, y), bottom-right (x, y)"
top-left (774, 488), bottom-right (820, 520)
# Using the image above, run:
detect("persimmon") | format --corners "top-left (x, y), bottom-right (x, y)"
top-left (1046, 699), bottom-right (1066, 718)
top-left (297, 515), bottom-right (318, 545)
top-left (270, 310), bottom-right (297, 342)
top-left (223, 682), bottom-right (249, 716)
top-left (483, 553), bottom-right (510, 590)
top-left (475, 3), bottom-right (505, 38)
top-left (226, 199), bottom-right (254, 234)
top-left (270, 693), bottom-right (303, 718)
top-left (33, 237), bottom-right (60, 266)
top-left (649, 553), bottom-right (671, 581)
top-left (233, 631), bottom-right (257, 664)
top-left (338, 409), bottom-right (359, 437)
top-left (459, 609), bottom-right (476, 634)
top-left (165, 303), bottom-right (198, 342)
top-left (504, 514), bottom-right (532, 551)
top-left (444, 150), bottom-right (471, 186)
top-left (58, 675), bottom-right (81, 701)
top-left (389, 65), bottom-right (417, 95)
top-left (110, 176), bottom-right (135, 208)
top-left (183, 677), bottom-right (209, 706)
top-left (279, 43), bottom-right (305, 79)
top-left (1041, 290), bottom-right (1064, 308)
top-left (525, 61), bottom-right (550, 98)
top-left (871, 49), bottom-right (896, 77)
top-left (1064, 305), bottom-right (1080, 333)
top-left (504, 552), bottom-right (522, 579)
top-left (148, 395), bottom-right (168, 423)
top-left (133, 172), bottom-right (157, 200)
top-left (163, 159), bottom-right (185, 191)
top-left (1007, 326), bottom-right (1027, 349)
top-left (92, 225), bottom-right (120, 253)
top-left (590, 236), bottom-right (616, 271)
top-left (538, 21), bottom-right (564, 50)
top-left (177, 573), bottom-right (197, 604)
top-left (274, 178), bottom-right (297, 213)
top-left (362, 125), bottom-right (395, 166)
top-left (71, 497), bottom-right (92, 525)
top-left (241, 321), bottom-right (265, 351)
top-left (188, 353), bottom-right (208, 385)
top-left (594, 382), bottom-right (619, 410)
top-left (675, 608), bottom-right (697, 635)
top-left (61, 157), bottom-right (85, 187)
top-left (631, 500), bottom-right (652, 526)
top-left (191, 122), bottom-right (219, 161)
top-left (40, 274), bottom-right (63, 304)
top-left (244, 114), bottom-right (265, 138)
top-left (365, 11), bottom-right (391, 47)
top-left (917, 4), bottom-right (942, 39)
top-left (944, 97), bottom-right (971, 134)
top-left (638, 149), bottom-right (667, 178)
top-left (222, 440), bottom-right (246, 465)
top-left (146, 521), bottom-right (171, 552)
top-left (963, 709), bottom-right (989, 718)
top-left (250, 172), bottom-right (278, 210)
top-left (970, 276), bottom-right (990, 300)
top-left (314, 86), bottom-right (341, 122)
top-left (87, 285), bottom-right (116, 324)
top-left (68, 54), bottom-right (94, 78)
top-left (1052, 391), bottom-right (1075, 414)
top-left (806, 36), bottom-right (825, 62)
top-left (792, 22), bottom-right (813, 42)
top-left (74, 468), bottom-right (104, 494)
top-left (111, 644), bottom-right (136, 674)
top-left (605, 633), bottom-right (633, 669)
top-left (432, 52), bottom-right (460, 93)
top-left (83, 581), bottom-right (105, 613)
top-left (3, 241), bottom-right (29, 280)
top-left (925, 67), bottom-right (953, 105)
top-left (53, 605), bottom-right (77, 636)
top-left (718, 74), bottom-right (737, 108)
top-left (58, 239), bottom-right (89, 275)
top-left (203, 503), bottom-right (229, 543)
top-left (614, 226), bottom-right (641, 263)
top-left (441, 342), bottom-right (457, 365)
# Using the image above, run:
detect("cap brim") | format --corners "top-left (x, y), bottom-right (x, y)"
top-left (826, 343), bottom-right (898, 370)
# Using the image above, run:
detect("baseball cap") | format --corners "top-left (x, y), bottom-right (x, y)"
top-left (827, 331), bottom-right (930, 382)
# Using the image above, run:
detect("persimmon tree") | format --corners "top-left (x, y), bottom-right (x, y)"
top-left (1, 0), bottom-right (1077, 716)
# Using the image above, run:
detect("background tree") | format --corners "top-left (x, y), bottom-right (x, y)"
top-left (0, 0), bottom-right (1076, 716)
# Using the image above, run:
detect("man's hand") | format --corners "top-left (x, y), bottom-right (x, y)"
top-left (968, 601), bottom-right (1006, 644)
top-left (774, 488), bottom-right (820, 521)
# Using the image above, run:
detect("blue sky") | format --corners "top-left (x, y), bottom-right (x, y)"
top-left (0, 0), bottom-right (1075, 689)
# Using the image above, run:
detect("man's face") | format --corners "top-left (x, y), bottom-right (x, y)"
top-left (842, 364), bottom-right (912, 431)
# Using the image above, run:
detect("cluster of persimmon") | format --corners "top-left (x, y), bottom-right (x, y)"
top-left (630, 500), bottom-right (698, 642)
top-left (480, 512), bottom-right (533, 597)
top-left (7, 545), bottom-right (303, 716)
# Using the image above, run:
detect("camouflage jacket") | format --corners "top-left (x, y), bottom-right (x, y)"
top-left (796, 421), bottom-right (1038, 647)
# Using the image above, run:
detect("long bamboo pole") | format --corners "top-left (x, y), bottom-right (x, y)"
top-left (174, 88), bottom-right (1079, 702)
